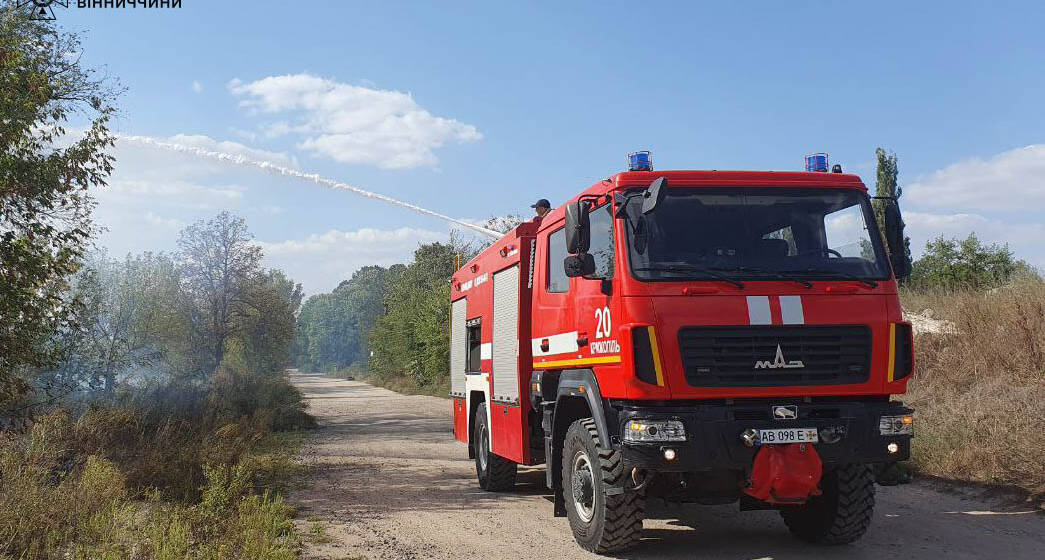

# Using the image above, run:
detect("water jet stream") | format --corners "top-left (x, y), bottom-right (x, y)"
top-left (119, 135), bottom-right (502, 239)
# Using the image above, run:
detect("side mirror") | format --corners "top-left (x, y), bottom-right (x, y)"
top-left (883, 200), bottom-right (912, 279)
top-left (564, 253), bottom-right (596, 278)
top-left (564, 201), bottom-right (590, 254)
top-left (641, 176), bottom-right (669, 214)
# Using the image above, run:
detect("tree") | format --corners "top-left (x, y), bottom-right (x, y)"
top-left (871, 148), bottom-right (911, 272)
top-left (369, 243), bottom-right (459, 386)
top-left (0, 4), bottom-right (117, 406)
top-left (234, 269), bottom-right (302, 376)
top-left (177, 212), bottom-right (263, 374)
top-left (910, 233), bottom-right (1035, 290)
top-left (77, 252), bottom-right (187, 389)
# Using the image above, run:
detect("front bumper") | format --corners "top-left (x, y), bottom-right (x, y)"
top-left (605, 398), bottom-right (912, 472)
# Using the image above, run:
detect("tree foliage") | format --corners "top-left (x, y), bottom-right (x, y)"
top-left (294, 265), bottom-right (396, 372)
top-left (11, 214), bottom-right (303, 422)
top-left (368, 242), bottom-right (464, 387)
top-left (0, 3), bottom-right (117, 405)
top-left (910, 233), bottom-right (1036, 290)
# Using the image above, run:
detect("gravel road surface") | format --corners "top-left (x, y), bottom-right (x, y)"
top-left (288, 372), bottom-right (1043, 560)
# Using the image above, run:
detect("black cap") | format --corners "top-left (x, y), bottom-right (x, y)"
top-left (531, 198), bottom-right (551, 209)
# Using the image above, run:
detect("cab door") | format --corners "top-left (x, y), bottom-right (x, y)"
top-left (532, 220), bottom-right (575, 369)
top-left (571, 203), bottom-right (626, 394)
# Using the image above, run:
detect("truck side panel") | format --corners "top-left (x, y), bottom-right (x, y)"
top-left (451, 225), bottom-right (538, 465)
top-left (450, 297), bottom-right (468, 443)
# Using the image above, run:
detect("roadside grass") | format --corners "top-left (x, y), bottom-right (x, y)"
top-left (902, 278), bottom-right (1045, 499)
top-left (0, 374), bottom-right (313, 559)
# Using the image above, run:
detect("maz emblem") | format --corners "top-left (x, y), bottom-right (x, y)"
top-left (772, 405), bottom-right (798, 420)
top-left (755, 344), bottom-right (805, 369)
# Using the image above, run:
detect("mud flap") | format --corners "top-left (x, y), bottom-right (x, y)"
top-left (743, 443), bottom-right (823, 505)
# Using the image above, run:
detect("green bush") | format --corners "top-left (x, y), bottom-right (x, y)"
top-left (910, 233), bottom-right (1037, 290)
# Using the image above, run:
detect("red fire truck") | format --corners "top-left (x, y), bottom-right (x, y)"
top-left (449, 152), bottom-right (914, 553)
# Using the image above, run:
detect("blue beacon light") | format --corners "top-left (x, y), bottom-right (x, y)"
top-left (805, 153), bottom-right (829, 172)
top-left (628, 151), bottom-right (653, 171)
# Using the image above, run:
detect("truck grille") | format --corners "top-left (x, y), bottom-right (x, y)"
top-left (677, 325), bottom-right (872, 387)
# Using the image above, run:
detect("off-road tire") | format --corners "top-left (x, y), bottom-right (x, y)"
top-left (781, 463), bottom-right (875, 544)
top-left (473, 402), bottom-right (517, 491)
top-left (562, 418), bottom-right (644, 553)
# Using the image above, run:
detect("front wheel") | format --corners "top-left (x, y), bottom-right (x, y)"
top-left (781, 463), bottom-right (875, 544)
top-left (473, 402), bottom-right (516, 491)
top-left (562, 418), bottom-right (644, 553)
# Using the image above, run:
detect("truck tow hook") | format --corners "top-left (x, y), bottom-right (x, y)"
top-left (630, 468), bottom-right (652, 492)
top-left (741, 428), bottom-right (760, 447)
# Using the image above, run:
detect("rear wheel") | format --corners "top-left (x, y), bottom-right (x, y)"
top-left (781, 463), bottom-right (875, 544)
top-left (473, 402), bottom-right (516, 491)
top-left (562, 418), bottom-right (644, 553)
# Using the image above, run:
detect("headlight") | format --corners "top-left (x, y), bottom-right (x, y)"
top-left (623, 419), bottom-right (686, 443)
top-left (879, 415), bottom-right (914, 435)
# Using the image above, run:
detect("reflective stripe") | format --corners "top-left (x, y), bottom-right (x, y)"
top-left (531, 331), bottom-right (580, 356)
top-left (887, 323), bottom-right (897, 382)
top-left (533, 355), bottom-right (621, 369)
top-left (747, 296), bottom-right (772, 325)
top-left (779, 295), bottom-right (805, 325)
top-left (648, 326), bottom-right (665, 387)
top-left (480, 343), bottom-right (492, 360)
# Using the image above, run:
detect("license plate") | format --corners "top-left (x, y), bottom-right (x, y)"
top-left (758, 427), bottom-right (819, 444)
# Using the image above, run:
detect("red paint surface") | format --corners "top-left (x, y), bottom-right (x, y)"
top-left (744, 443), bottom-right (824, 504)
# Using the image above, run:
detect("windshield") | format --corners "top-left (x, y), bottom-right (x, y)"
top-left (625, 187), bottom-right (890, 282)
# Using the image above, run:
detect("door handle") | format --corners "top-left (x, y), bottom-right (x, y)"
top-left (577, 334), bottom-right (589, 347)
top-left (540, 339), bottom-right (549, 352)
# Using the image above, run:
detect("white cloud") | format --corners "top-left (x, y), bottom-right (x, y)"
top-left (903, 211), bottom-right (1045, 269)
top-left (192, 80), bottom-right (203, 94)
top-left (107, 178), bottom-right (244, 201)
top-left (144, 212), bottom-right (186, 229)
top-left (900, 145), bottom-right (1045, 269)
top-left (228, 73), bottom-right (481, 169)
top-left (257, 227), bottom-right (447, 294)
top-left (905, 145), bottom-right (1045, 212)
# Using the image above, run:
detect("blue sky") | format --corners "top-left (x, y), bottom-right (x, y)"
top-left (59, 1), bottom-right (1045, 293)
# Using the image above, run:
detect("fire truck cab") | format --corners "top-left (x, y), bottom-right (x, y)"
top-left (449, 153), bottom-right (915, 553)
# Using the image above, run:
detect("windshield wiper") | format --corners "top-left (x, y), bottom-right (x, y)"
top-left (778, 268), bottom-right (879, 289)
top-left (634, 265), bottom-right (745, 289)
top-left (709, 266), bottom-right (813, 289)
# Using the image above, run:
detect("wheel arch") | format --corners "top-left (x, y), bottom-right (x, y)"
top-left (467, 390), bottom-right (486, 459)
top-left (548, 368), bottom-right (611, 492)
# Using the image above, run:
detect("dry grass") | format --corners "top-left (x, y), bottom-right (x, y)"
top-left (337, 368), bottom-right (450, 399)
top-left (0, 374), bottom-right (312, 559)
top-left (902, 279), bottom-right (1045, 497)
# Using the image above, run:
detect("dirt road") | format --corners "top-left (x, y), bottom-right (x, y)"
top-left (288, 372), bottom-right (1043, 560)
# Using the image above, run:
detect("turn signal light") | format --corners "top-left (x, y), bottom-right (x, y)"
top-left (879, 415), bottom-right (914, 435)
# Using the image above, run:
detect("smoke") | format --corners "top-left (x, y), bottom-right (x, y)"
top-left (118, 135), bottom-right (503, 239)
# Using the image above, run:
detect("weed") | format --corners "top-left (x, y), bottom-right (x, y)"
top-left (903, 279), bottom-right (1045, 497)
